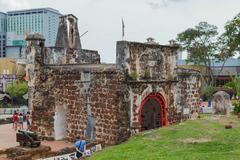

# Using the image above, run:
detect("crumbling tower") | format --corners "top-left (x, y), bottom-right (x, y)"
top-left (55, 14), bottom-right (82, 49)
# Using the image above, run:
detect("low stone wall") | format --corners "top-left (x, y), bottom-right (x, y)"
top-left (3, 140), bottom-right (104, 160)
top-left (6, 145), bottom-right (51, 160)
top-left (4, 145), bottom-right (74, 160)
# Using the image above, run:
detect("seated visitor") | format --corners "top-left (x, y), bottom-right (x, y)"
top-left (74, 135), bottom-right (86, 159)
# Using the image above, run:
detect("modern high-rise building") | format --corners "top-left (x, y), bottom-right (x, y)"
top-left (6, 8), bottom-right (62, 58)
top-left (0, 12), bottom-right (7, 57)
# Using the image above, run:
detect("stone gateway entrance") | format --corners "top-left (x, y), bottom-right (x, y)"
top-left (54, 105), bottom-right (68, 140)
top-left (139, 93), bottom-right (167, 131)
top-left (140, 99), bottom-right (161, 130)
top-left (25, 13), bottom-right (201, 145)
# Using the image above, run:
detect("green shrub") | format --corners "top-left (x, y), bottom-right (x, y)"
top-left (224, 75), bottom-right (240, 98)
top-left (201, 85), bottom-right (217, 101)
top-left (6, 80), bottom-right (28, 97)
top-left (233, 102), bottom-right (240, 114)
top-left (6, 80), bottom-right (28, 105)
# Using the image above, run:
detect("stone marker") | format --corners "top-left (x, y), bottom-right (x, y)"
top-left (212, 91), bottom-right (231, 115)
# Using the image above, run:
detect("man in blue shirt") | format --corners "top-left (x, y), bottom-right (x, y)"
top-left (74, 135), bottom-right (86, 159)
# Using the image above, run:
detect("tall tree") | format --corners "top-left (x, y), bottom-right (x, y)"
top-left (217, 12), bottom-right (240, 61)
top-left (214, 13), bottom-right (240, 81)
top-left (176, 22), bottom-right (218, 85)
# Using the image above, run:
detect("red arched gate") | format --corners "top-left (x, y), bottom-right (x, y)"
top-left (138, 92), bottom-right (167, 130)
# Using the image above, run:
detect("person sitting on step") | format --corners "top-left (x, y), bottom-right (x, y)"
top-left (74, 135), bottom-right (86, 160)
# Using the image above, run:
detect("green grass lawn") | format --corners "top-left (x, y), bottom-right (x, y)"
top-left (89, 115), bottom-right (240, 160)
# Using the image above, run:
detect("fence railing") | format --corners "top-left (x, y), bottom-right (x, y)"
top-left (0, 107), bottom-right (28, 115)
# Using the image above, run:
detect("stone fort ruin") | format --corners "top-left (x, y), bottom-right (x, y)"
top-left (25, 14), bottom-right (201, 145)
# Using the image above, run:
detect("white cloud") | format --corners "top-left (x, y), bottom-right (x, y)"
top-left (0, 0), bottom-right (30, 11)
top-left (147, 2), bottom-right (162, 9)
top-left (146, 0), bottom-right (188, 9)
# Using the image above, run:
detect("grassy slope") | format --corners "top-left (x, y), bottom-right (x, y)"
top-left (89, 115), bottom-right (240, 160)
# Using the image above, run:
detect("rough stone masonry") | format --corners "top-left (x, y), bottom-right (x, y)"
top-left (25, 14), bottom-right (201, 145)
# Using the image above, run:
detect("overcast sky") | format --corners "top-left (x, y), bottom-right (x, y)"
top-left (0, 0), bottom-right (239, 62)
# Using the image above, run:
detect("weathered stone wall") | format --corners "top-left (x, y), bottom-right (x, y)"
top-left (124, 79), bottom-right (198, 133)
top-left (117, 41), bottom-right (176, 131)
top-left (174, 68), bottom-right (201, 117)
top-left (89, 70), bottom-right (129, 144)
top-left (82, 49), bottom-right (100, 64)
top-left (27, 51), bottom-right (129, 145)
top-left (25, 34), bottom-right (46, 112)
top-left (44, 48), bottom-right (100, 65)
top-left (116, 41), bottom-right (178, 81)
top-left (50, 66), bottom-right (129, 144)
top-left (44, 47), bottom-right (66, 64)
top-left (116, 41), bottom-right (201, 132)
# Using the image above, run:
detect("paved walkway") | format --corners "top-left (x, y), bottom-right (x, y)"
top-left (0, 123), bottom-right (18, 150)
top-left (0, 123), bottom-right (72, 151)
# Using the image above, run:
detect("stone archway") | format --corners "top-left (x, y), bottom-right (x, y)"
top-left (54, 105), bottom-right (68, 140)
top-left (139, 93), bottom-right (166, 131)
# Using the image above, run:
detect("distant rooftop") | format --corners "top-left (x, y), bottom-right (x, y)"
top-left (0, 12), bottom-right (6, 15)
top-left (177, 58), bottom-right (240, 67)
top-left (7, 8), bottom-right (61, 15)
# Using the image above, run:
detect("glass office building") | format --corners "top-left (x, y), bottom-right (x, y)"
top-left (6, 8), bottom-right (62, 58)
top-left (0, 12), bottom-right (7, 57)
